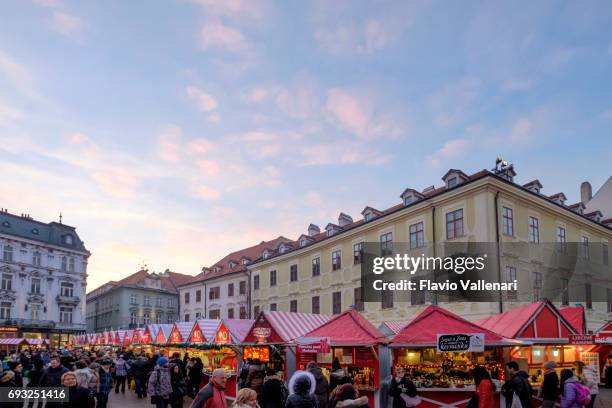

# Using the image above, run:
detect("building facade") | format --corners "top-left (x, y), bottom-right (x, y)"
top-left (0, 210), bottom-right (90, 345)
top-left (248, 162), bottom-right (612, 332)
top-left (179, 237), bottom-right (289, 321)
top-left (85, 269), bottom-right (193, 332)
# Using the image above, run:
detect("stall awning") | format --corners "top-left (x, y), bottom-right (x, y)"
top-left (169, 322), bottom-right (195, 343)
top-left (26, 339), bottom-right (49, 345)
top-left (188, 319), bottom-right (221, 343)
top-left (300, 308), bottom-right (387, 346)
top-left (0, 338), bottom-right (27, 345)
top-left (154, 324), bottom-right (174, 345)
top-left (476, 300), bottom-right (577, 342)
top-left (243, 311), bottom-right (331, 344)
top-left (559, 306), bottom-right (587, 334)
top-left (390, 305), bottom-right (518, 347)
top-left (223, 319), bottom-right (255, 343)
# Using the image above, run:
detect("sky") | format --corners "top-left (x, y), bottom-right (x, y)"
top-left (1, 0), bottom-right (611, 291)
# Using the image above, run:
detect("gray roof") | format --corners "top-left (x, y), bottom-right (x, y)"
top-left (0, 211), bottom-right (89, 253)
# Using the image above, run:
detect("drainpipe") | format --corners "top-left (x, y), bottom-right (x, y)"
top-left (432, 205), bottom-right (437, 306)
top-left (494, 191), bottom-right (503, 314)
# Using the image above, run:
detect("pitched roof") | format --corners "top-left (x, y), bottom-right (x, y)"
top-left (244, 311), bottom-right (331, 343)
top-left (302, 308), bottom-right (386, 346)
top-left (223, 319), bottom-right (255, 343)
top-left (390, 305), bottom-right (510, 346)
top-left (93, 269), bottom-right (195, 294)
top-left (380, 321), bottom-right (409, 336)
top-left (559, 306), bottom-right (586, 334)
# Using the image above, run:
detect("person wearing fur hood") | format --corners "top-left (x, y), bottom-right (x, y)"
top-left (0, 370), bottom-right (20, 408)
top-left (330, 384), bottom-right (369, 408)
top-left (286, 370), bottom-right (318, 408)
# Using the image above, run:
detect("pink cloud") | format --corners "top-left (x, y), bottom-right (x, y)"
top-left (157, 126), bottom-right (182, 162)
top-left (186, 138), bottom-right (214, 156)
top-left (52, 11), bottom-right (83, 37)
top-left (508, 118), bottom-right (532, 143)
top-left (92, 168), bottom-right (139, 199)
top-left (196, 159), bottom-right (220, 176)
top-left (200, 22), bottom-right (251, 52)
top-left (425, 139), bottom-right (469, 169)
top-left (191, 184), bottom-right (221, 200)
top-left (186, 86), bottom-right (218, 112)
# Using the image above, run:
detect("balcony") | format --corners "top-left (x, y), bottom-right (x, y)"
top-left (56, 295), bottom-right (81, 306)
top-left (2, 318), bottom-right (56, 329)
top-left (56, 322), bottom-right (86, 330)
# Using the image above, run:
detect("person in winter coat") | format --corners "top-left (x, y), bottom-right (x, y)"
top-left (238, 359), bottom-right (252, 389)
top-left (286, 370), bottom-right (317, 408)
top-left (27, 359), bottom-right (45, 408)
top-left (170, 363), bottom-right (187, 408)
top-left (560, 369), bottom-right (583, 408)
top-left (188, 358), bottom-right (204, 398)
top-left (245, 359), bottom-right (266, 398)
top-left (133, 356), bottom-right (152, 399)
top-left (501, 362), bottom-right (532, 408)
top-left (114, 354), bottom-right (130, 394)
top-left (97, 359), bottom-right (113, 408)
top-left (170, 353), bottom-right (186, 376)
top-left (581, 363), bottom-right (598, 408)
top-left (604, 355), bottom-right (612, 388)
top-left (190, 368), bottom-right (228, 408)
top-left (306, 362), bottom-right (328, 408)
top-left (8, 361), bottom-right (23, 387)
top-left (261, 367), bottom-right (288, 408)
top-left (40, 356), bottom-right (69, 387)
top-left (388, 367), bottom-right (417, 408)
top-left (0, 370), bottom-right (20, 408)
top-left (58, 372), bottom-right (95, 408)
top-left (233, 388), bottom-right (259, 408)
top-left (149, 357), bottom-right (173, 408)
top-left (539, 361), bottom-right (559, 408)
top-left (330, 383), bottom-right (369, 408)
top-left (473, 366), bottom-right (495, 408)
top-left (329, 359), bottom-right (351, 392)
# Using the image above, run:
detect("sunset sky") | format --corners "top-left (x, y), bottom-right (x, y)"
top-left (1, 0), bottom-right (611, 291)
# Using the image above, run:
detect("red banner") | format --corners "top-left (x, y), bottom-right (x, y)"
top-left (297, 337), bottom-right (331, 353)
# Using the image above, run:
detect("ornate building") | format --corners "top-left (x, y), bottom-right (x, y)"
top-left (0, 210), bottom-right (90, 346)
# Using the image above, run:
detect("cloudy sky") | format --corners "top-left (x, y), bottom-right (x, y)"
top-left (1, 0), bottom-right (611, 291)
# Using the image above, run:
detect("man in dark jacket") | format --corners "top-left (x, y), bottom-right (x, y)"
top-left (40, 356), bottom-right (69, 387)
top-left (132, 356), bottom-right (151, 399)
top-left (190, 368), bottom-right (227, 408)
top-left (261, 367), bottom-right (288, 408)
top-left (306, 362), bottom-right (328, 408)
top-left (388, 367), bottom-right (417, 408)
top-left (502, 361), bottom-right (533, 408)
top-left (170, 352), bottom-right (186, 376)
top-left (540, 361), bottom-right (559, 408)
top-left (245, 359), bottom-right (266, 397)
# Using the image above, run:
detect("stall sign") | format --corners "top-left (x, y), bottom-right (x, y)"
top-left (169, 327), bottom-right (183, 343)
top-left (215, 325), bottom-right (231, 345)
top-left (437, 333), bottom-right (484, 352)
top-left (244, 346), bottom-right (270, 362)
top-left (297, 337), bottom-right (331, 353)
top-left (253, 327), bottom-right (272, 343)
top-left (155, 330), bottom-right (167, 344)
top-left (569, 334), bottom-right (595, 345)
top-left (190, 323), bottom-right (205, 343)
top-left (0, 327), bottom-right (18, 332)
top-left (595, 334), bottom-right (612, 344)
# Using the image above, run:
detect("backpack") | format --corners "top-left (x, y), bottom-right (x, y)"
top-left (574, 382), bottom-right (591, 406)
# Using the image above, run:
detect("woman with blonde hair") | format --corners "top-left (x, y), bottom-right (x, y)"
top-left (233, 388), bottom-right (259, 408)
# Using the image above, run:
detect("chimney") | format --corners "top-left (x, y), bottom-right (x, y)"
top-left (581, 181), bottom-right (592, 205)
top-left (308, 223), bottom-right (320, 237)
top-left (338, 213), bottom-right (353, 227)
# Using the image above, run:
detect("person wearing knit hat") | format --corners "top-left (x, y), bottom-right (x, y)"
top-left (540, 362), bottom-right (559, 408)
top-left (157, 357), bottom-right (169, 366)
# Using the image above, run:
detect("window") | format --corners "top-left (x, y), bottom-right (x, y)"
top-left (586, 283), bottom-right (592, 309)
top-left (3, 245), bottom-right (13, 262)
top-left (604, 243), bottom-right (609, 266)
top-left (60, 307), bottom-right (73, 324)
top-left (581, 236), bottom-right (589, 259)
top-left (269, 303), bottom-right (277, 311)
top-left (354, 287), bottom-right (364, 311)
top-left (409, 222), bottom-right (425, 249)
top-left (209, 287), bottom-right (220, 300)
top-left (253, 275), bottom-right (260, 290)
top-left (167, 298), bottom-right (174, 308)
top-left (290, 300), bottom-right (298, 313)
top-left (312, 296), bottom-right (320, 314)
top-left (289, 265), bottom-right (297, 282)
top-left (167, 314), bottom-right (174, 324)
top-left (380, 232), bottom-right (393, 256)
top-left (447, 177), bottom-right (458, 188)
top-left (557, 226), bottom-right (567, 252)
top-left (528, 216), bottom-right (539, 243)
top-left (502, 207), bottom-right (514, 236)
top-left (269, 270), bottom-right (277, 287)
top-left (411, 288), bottom-right (425, 305)
top-left (184, 314), bottom-right (190, 322)
top-left (239, 281), bottom-right (246, 295)
top-left (228, 308), bottom-right (234, 319)
top-left (1, 274), bottom-right (12, 291)
top-left (312, 257), bottom-right (321, 277)
top-left (253, 306), bottom-right (260, 316)
top-left (353, 242), bottom-right (363, 264)
top-left (332, 250), bottom-right (342, 271)
top-left (156, 315), bottom-right (162, 324)
top-left (196, 312), bottom-right (202, 319)
top-left (32, 251), bottom-right (41, 266)
top-left (300, 239), bottom-right (308, 247)
top-left (446, 210), bottom-right (464, 240)
top-left (0, 302), bottom-right (11, 319)
top-left (30, 304), bottom-right (40, 321)
top-left (64, 235), bottom-right (73, 245)
top-left (608, 288), bottom-right (612, 313)
top-left (332, 291), bottom-right (342, 314)
top-left (156, 297), bottom-right (162, 307)
top-left (143, 295), bottom-right (150, 306)
top-left (30, 278), bottom-right (41, 294)
top-left (532, 272), bottom-right (542, 301)
top-left (404, 195), bottom-right (413, 206)
top-left (228, 283), bottom-right (234, 297)
top-left (382, 292), bottom-right (394, 309)
top-left (240, 306), bottom-right (247, 319)
top-left (195, 290), bottom-right (201, 303)
top-left (562, 279), bottom-right (569, 306)
top-left (130, 294), bottom-right (138, 305)
top-left (68, 258), bottom-right (75, 272)
top-left (130, 312), bottom-right (138, 324)
top-left (143, 312), bottom-right (151, 325)
top-left (60, 282), bottom-right (73, 297)
top-left (506, 266), bottom-right (517, 300)
top-left (61, 256), bottom-right (67, 271)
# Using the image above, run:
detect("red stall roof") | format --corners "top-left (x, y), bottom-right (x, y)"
top-left (132, 328), bottom-right (145, 344)
top-left (154, 325), bottom-right (174, 344)
top-left (559, 306), bottom-right (586, 334)
top-left (123, 330), bottom-right (134, 346)
top-left (301, 308), bottom-right (386, 346)
top-left (169, 322), bottom-right (195, 343)
top-left (476, 301), bottom-right (577, 342)
top-left (243, 311), bottom-right (331, 344)
top-left (390, 305), bottom-right (516, 347)
top-left (380, 321), bottom-right (409, 336)
top-left (224, 319), bottom-right (255, 343)
top-left (188, 319), bottom-right (221, 343)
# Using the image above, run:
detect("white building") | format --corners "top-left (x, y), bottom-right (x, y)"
top-left (0, 209), bottom-right (90, 346)
top-left (179, 237), bottom-right (289, 321)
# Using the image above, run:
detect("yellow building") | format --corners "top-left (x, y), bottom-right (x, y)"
top-left (249, 163), bottom-right (612, 331)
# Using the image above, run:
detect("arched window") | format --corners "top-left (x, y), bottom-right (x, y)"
top-left (61, 256), bottom-right (67, 271)
top-left (68, 258), bottom-right (75, 272)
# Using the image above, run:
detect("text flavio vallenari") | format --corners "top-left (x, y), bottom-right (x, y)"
top-left (371, 254), bottom-right (518, 292)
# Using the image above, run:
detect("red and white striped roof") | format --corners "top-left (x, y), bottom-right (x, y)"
top-left (381, 321), bottom-right (408, 335)
top-left (246, 311), bottom-right (331, 343)
top-left (0, 338), bottom-right (27, 345)
top-left (170, 322), bottom-right (195, 342)
top-left (190, 319), bottom-right (221, 342)
top-left (26, 338), bottom-right (49, 345)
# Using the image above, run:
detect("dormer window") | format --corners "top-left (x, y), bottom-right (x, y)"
top-left (549, 193), bottom-right (567, 206)
top-left (569, 203), bottom-right (585, 215)
top-left (2, 221), bottom-right (10, 228)
top-left (325, 223), bottom-right (342, 237)
top-left (31, 228), bottom-right (39, 235)
top-left (279, 245), bottom-right (287, 254)
top-left (523, 180), bottom-right (543, 194)
top-left (213, 266), bottom-right (221, 273)
top-left (447, 177), bottom-right (457, 188)
top-left (229, 261), bottom-right (237, 269)
top-left (242, 258), bottom-right (249, 265)
top-left (442, 169), bottom-right (468, 189)
top-left (64, 235), bottom-right (73, 245)
top-left (400, 188), bottom-right (424, 207)
top-left (361, 206), bottom-right (382, 222)
top-left (263, 250), bottom-right (271, 259)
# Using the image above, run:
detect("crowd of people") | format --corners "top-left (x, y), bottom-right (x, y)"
top-left (1, 348), bottom-right (610, 408)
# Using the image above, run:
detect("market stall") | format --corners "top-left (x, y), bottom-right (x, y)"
top-left (379, 321), bottom-right (408, 338)
top-left (242, 311), bottom-right (331, 380)
top-left (0, 337), bottom-right (27, 353)
top-left (154, 324), bottom-right (174, 350)
top-left (297, 309), bottom-right (388, 408)
top-left (390, 305), bottom-right (521, 408)
top-left (167, 321), bottom-right (196, 357)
